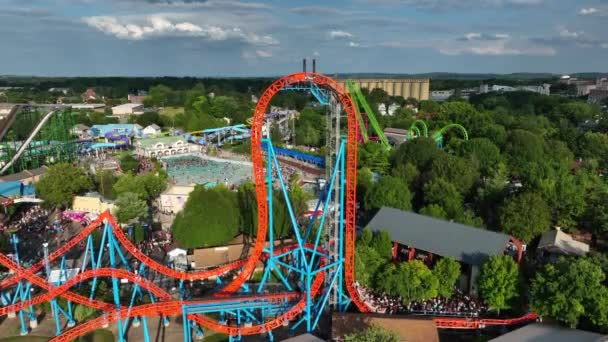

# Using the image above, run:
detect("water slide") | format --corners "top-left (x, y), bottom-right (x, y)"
top-left (0, 105), bottom-right (20, 142)
top-left (0, 109), bottom-right (56, 175)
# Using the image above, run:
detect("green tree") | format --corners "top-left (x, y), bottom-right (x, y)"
top-left (390, 162), bottom-right (419, 187)
top-left (458, 138), bottom-right (502, 176)
top-left (270, 122), bottom-right (283, 144)
top-left (357, 167), bottom-right (374, 205)
top-left (171, 185), bottom-right (240, 248)
top-left (420, 204), bottom-right (448, 220)
top-left (499, 192), bottom-right (550, 243)
top-left (358, 228), bottom-right (373, 247)
top-left (358, 142), bottom-right (390, 174)
top-left (372, 230), bottom-right (393, 261)
top-left (119, 152), bottom-right (139, 174)
top-left (399, 260), bottom-right (439, 303)
top-left (95, 170), bottom-right (117, 200)
top-left (505, 129), bottom-right (546, 176)
top-left (427, 154), bottom-right (480, 195)
top-left (74, 304), bottom-right (97, 322)
top-left (35, 163), bottom-right (92, 208)
top-left (345, 325), bottom-right (399, 342)
top-left (580, 132), bottom-right (608, 169)
top-left (423, 178), bottom-right (463, 219)
top-left (113, 173), bottom-right (147, 199)
top-left (478, 255), bottom-right (519, 314)
top-left (365, 176), bottom-right (412, 211)
top-left (433, 257), bottom-right (461, 298)
top-left (115, 192), bottom-right (148, 223)
top-left (354, 245), bottom-right (386, 288)
top-left (237, 182), bottom-right (258, 236)
top-left (392, 137), bottom-right (442, 172)
top-left (530, 257), bottom-right (608, 328)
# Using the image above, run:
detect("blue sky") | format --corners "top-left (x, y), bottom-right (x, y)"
top-left (0, 0), bottom-right (606, 76)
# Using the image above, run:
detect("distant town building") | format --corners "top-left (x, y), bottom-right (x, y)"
top-left (377, 103), bottom-right (400, 116)
top-left (589, 89), bottom-right (608, 104)
top-left (48, 88), bottom-right (70, 95)
top-left (69, 103), bottom-right (105, 112)
top-left (134, 136), bottom-right (198, 158)
top-left (491, 85), bottom-right (516, 92)
top-left (559, 76), bottom-right (598, 96)
top-left (128, 90), bottom-right (148, 104)
top-left (430, 90), bottom-right (455, 101)
top-left (338, 78), bottom-right (430, 101)
top-left (112, 103), bottom-right (144, 116)
top-left (142, 124), bottom-right (162, 136)
top-left (82, 88), bottom-right (98, 103)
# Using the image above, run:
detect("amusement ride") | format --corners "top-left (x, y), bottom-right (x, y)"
top-left (0, 71), bottom-right (536, 341)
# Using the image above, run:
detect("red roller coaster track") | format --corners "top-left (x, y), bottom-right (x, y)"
top-left (0, 72), bottom-right (537, 339)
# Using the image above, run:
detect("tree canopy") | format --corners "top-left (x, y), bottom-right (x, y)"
top-left (171, 185), bottom-right (240, 248)
top-left (478, 255), bottom-right (520, 314)
top-left (530, 257), bottom-right (608, 328)
top-left (35, 163), bottom-right (92, 208)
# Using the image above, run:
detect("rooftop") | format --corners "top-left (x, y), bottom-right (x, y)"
top-left (366, 207), bottom-right (511, 265)
top-left (112, 103), bottom-right (143, 110)
top-left (538, 229), bottom-right (590, 256)
top-left (136, 136), bottom-right (185, 148)
top-left (489, 323), bottom-right (606, 342)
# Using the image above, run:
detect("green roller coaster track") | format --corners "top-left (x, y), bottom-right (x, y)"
top-left (407, 120), bottom-right (429, 140)
top-left (345, 80), bottom-right (391, 150)
top-left (0, 108), bottom-right (79, 175)
top-left (432, 123), bottom-right (469, 148)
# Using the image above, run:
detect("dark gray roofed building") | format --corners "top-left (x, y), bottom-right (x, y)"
top-left (366, 207), bottom-right (522, 293)
top-left (489, 323), bottom-right (607, 342)
top-left (367, 207), bottom-right (512, 266)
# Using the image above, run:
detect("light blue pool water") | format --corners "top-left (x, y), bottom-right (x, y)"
top-left (163, 154), bottom-right (252, 186)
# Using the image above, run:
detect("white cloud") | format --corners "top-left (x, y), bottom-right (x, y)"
top-left (313, 51), bottom-right (321, 57)
top-left (255, 50), bottom-right (272, 58)
top-left (378, 0), bottom-right (545, 10)
top-left (601, 43), bottom-right (608, 49)
top-left (348, 41), bottom-right (361, 47)
top-left (83, 15), bottom-right (278, 45)
top-left (329, 30), bottom-right (353, 39)
top-left (579, 7), bottom-right (598, 15)
top-left (559, 28), bottom-right (582, 39)
top-left (381, 33), bottom-right (554, 56)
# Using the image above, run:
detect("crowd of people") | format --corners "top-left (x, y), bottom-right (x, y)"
top-left (0, 205), bottom-right (51, 234)
top-left (138, 157), bottom-right (155, 174)
top-left (356, 283), bottom-right (488, 317)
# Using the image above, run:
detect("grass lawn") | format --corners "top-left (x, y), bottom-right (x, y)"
top-left (159, 106), bottom-right (184, 117)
